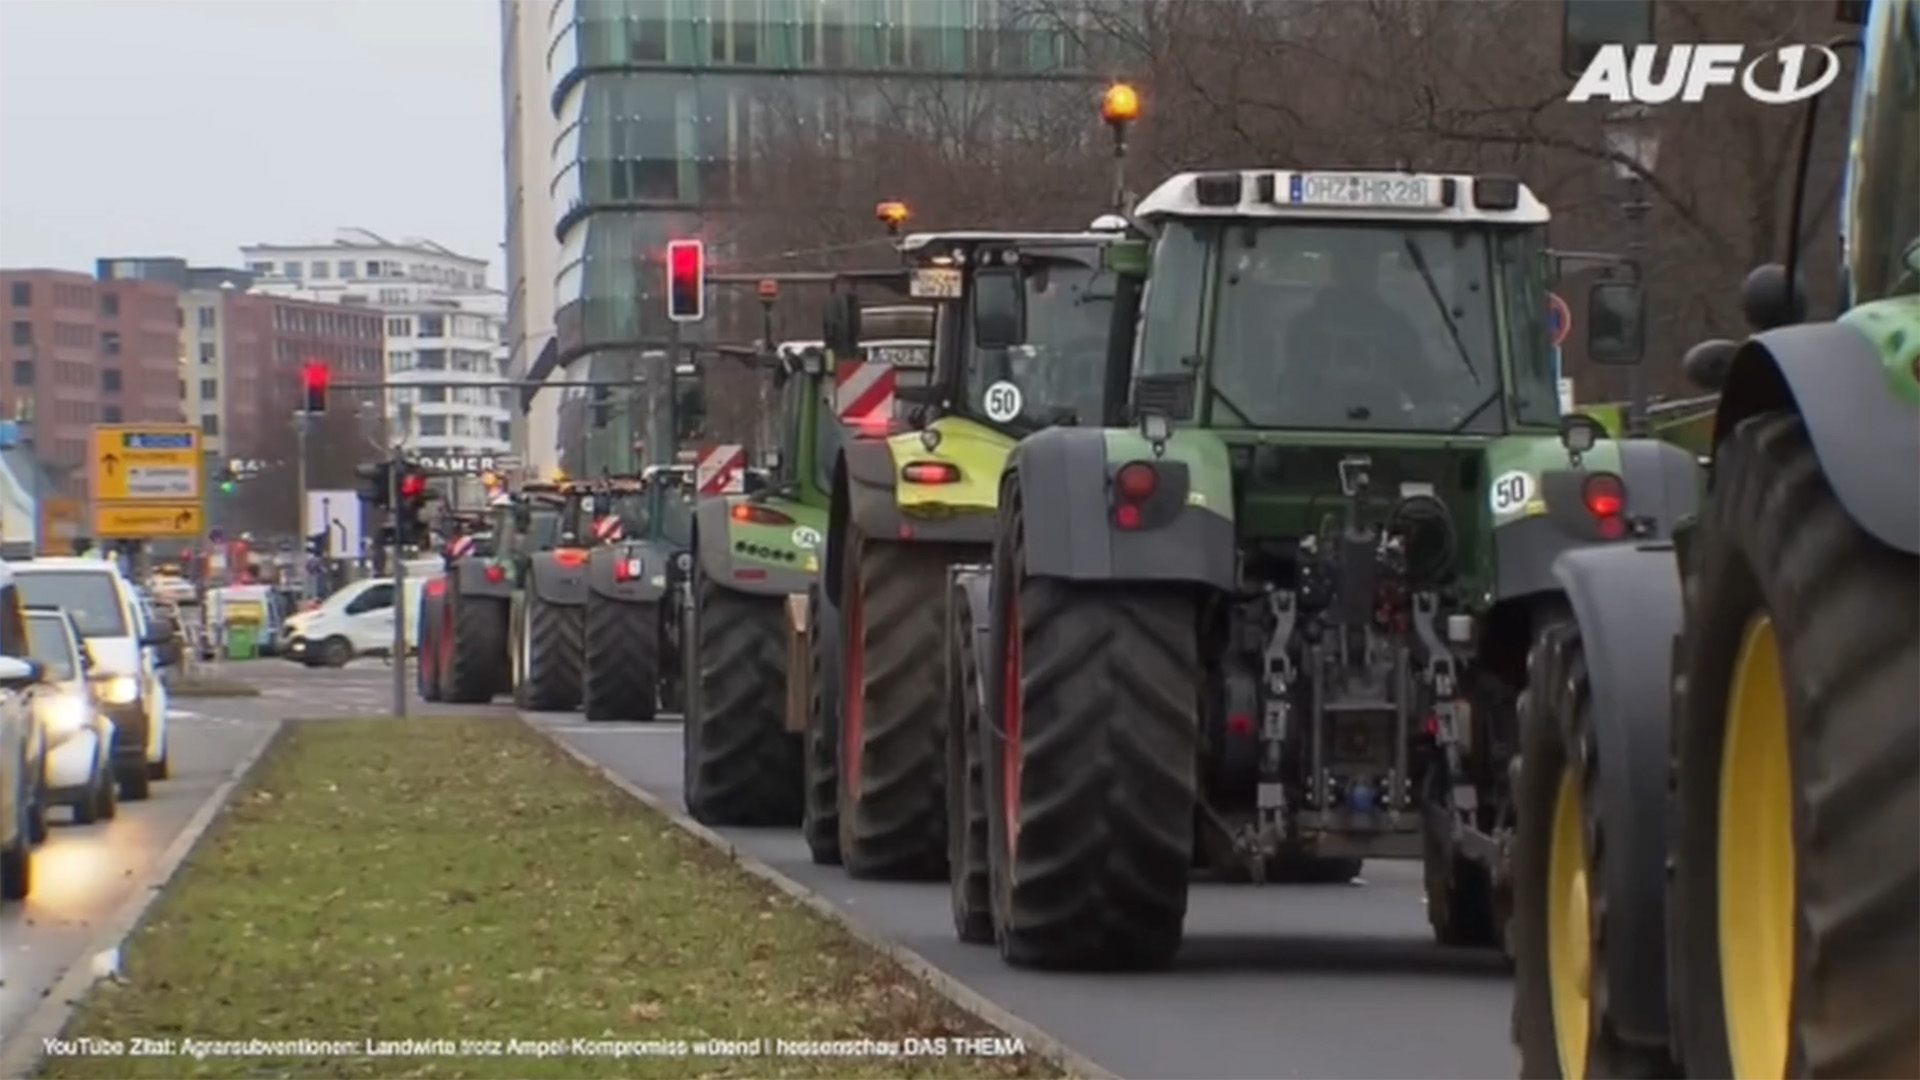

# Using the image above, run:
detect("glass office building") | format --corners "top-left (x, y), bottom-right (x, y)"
top-left (543, 0), bottom-right (1123, 431)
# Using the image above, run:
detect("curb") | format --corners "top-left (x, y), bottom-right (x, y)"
top-left (0, 721), bottom-right (286, 1080)
top-left (527, 719), bottom-right (1121, 1080)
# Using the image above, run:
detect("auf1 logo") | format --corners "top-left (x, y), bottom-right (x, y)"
top-left (1568, 43), bottom-right (1844, 105)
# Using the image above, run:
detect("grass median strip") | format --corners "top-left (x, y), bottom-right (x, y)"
top-left (39, 717), bottom-right (1063, 1080)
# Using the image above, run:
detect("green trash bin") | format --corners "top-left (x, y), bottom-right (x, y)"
top-left (226, 624), bottom-right (259, 661)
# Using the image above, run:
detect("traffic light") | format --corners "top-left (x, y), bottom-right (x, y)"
top-left (666, 239), bottom-right (704, 323)
top-left (302, 361), bottom-right (330, 413)
top-left (307, 531), bottom-right (328, 558)
top-left (394, 463), bottom-right (435, 547)
top-left (355, 460), bottom-right (392, 508)
top-left (215, 466), bottom-right (237, 495)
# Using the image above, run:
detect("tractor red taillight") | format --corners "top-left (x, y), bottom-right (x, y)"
top-left (483, 565), bottom-right (506, 584)
top-left (1582, 473), bottom-right (1627, 539)
top-left (902, 461), bottom-right (960, 485)
top-left (1112, 461), bottom-right (1158, 530)
top-left (614, 557), bottom-right (643, 582)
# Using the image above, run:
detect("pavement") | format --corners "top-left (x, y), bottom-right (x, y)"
top-left (0, 703), bottom-right (274, 1042)
top-left (534, 714), bottom-right (1520, 1080)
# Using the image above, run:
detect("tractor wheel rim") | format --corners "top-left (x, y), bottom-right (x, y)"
top-left (1547, 767), bottom-right (1592, 1080)
top-left (843, 571), bottom-right (864, 801)
top-left (1719, 613), bottom-right (1794, 1079)
top-left (1001, 585), bottom-right (1022, 863)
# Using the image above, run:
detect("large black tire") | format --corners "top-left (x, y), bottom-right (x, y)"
top-left (582, 592), bottom-right (659, 722)
top-left (983, 489), bottom-right (1197, 970)
top-left (1667, 412), bottom-right (1919, 1080)
top-left (417, 592), bottom-right (443, 702)
top-left (946, 580), bottom-right (992, 944)
top-left (837, 530), bottom-right (973, 880)
top-left (801, 580), bottom-right (842, 865)
top-left (1512, 620), bottom-right (1674, 1078)
top-left (682, 566), bottom-right (800, 826)
top-left (443, 591), bottom-right (508, 704)
top-left (517, 593), bottom-right (583, 712)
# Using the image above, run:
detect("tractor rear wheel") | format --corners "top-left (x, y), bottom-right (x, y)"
top-left (583, 592), bottom-right (658, 722)
top-left (836, 529), bottom-right (972, 880)
top-left (946, 582), bottom-right (992, 944)
top-left (801, 580), bottom-right (842, 865)
top-left (1669, 412), bottom-right (1918, 1080)
top-left (984, 488), bottom-right (1196, 970)
top-left (417, 592), bottom-right (443, 702)
top-left (682, 566), bottom-right (800, 826)
top-left (516, 593), bottom-right (583, 712)
top-left (443, 591), bottom-right (507, 704)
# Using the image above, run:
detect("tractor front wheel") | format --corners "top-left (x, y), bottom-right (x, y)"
top-left (681, 566), bottom-right (800, 826)
top-left (442, 591), bottom-right (508, 704)
top-left (583, 592), bottom-right (659, 722)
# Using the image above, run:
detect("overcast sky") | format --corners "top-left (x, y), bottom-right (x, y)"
top-left (0, 0), bottom-right (503, 284)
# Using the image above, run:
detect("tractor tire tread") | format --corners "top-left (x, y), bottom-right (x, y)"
top-left (444, 593), bottom-right (508, 704)
top-left (583, 593), bottom-right (659, 722)
top-left (684, 579), bottom-right (800, 827)
top-left (521, 595), bottom-right (584, 712)
top-left (802, 581), bottom-right (842, 865)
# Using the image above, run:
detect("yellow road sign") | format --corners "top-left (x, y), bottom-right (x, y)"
top-left (93, 502), bottom-right (203, 539)
top-left (90, 424), bottom-right (203, 502)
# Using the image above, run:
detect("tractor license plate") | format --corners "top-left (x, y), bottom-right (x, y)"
top-left (910, 267), bottom-right (962, 298)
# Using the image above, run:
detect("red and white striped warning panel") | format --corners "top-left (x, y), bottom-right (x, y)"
top-left (696, 444), bottom-right (747, 495)
top-left (592, 515), bottom-right (625, 542)
top-left (835, 360), bottom-right (895, 423)
top-left (446, 535), bottom-right (474, 560)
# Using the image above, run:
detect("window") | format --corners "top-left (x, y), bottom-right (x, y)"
top-left (8, 282), bottom-right (28, 307)
top-left (337, 260), bottom-right (355, 279)
top-left (285, 262), bottom-right (304, 279)
top-left (386, 317), bottom-right (413, 337)
top-left (101, 368), bottom-right (122, 393)
top-left (344, 584), bottom-right (394, 615)
top-left (199, 341), bottom-right (217, 365)
top-left (250, 262), bottom-right (275, 275)
top-left (311, 261), bottom-right (330, 279)
top-left (102, 405), bottom-right (122, 423)
top-left (99, 292), bottom-right (119, 317)
top-left (100, 331), bottom-right (121, 356)
top-left (418, 416), bottom-right (448, 436)
top-left (11, 360), bottom-right (32, 385)
top-left (418, 348), bottom-right (447, 370)
top-left (199, 378), bottom-right (218, 401)
top-left (417, 314), bottom-right (445, 338)
top-left (9, 320), bottom-right (30, 346)
top-left (13, 571), bottom-right (127, 637)
top-left (198, 305), bottom-right (216, 329)
top-left (200, 413), bottom-right (220, 436)
top-left (366, 260), bottom-right (382, 278)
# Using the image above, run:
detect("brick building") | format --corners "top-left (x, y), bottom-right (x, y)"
top-left (2, 269), bottom-right (183, 497)
top-left (178, 288), bottom-right (384, 461)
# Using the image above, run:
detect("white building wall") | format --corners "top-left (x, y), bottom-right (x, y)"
top-left (501, 0), bottom-right (561, 474)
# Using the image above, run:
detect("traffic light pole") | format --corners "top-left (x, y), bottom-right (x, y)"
top-left (294, 411), bottom-right (311, 601)
top-left (388, 440), bottom-right (409, 719)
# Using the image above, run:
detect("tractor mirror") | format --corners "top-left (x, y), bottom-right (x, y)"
top-left (1740, 263), bottom-right (1808, 331)
top-left (1682, 338), bottom-right (1740, 392)
top-left (1587, 281), bottom-right (1644, 365)
top-left (824, 294), bottom-right (862, 358)
top-left (972, 269), bottom-right (1023, 350)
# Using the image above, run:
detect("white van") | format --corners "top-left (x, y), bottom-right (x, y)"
top-left (282, 576), bottom-right (428, 667)
top-left (10, 558), bottom-right (173, 801)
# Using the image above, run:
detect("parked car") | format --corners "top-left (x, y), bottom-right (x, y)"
top-left (1, 560), bottom-right (41, 901)
top-left (11, 558), bottom-right (175, 801)
top-left (25, 608), bottom-right (116, 825)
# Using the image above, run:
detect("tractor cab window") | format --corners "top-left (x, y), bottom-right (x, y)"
top-left (1499, 228), bottom-right (1560, 427)
top-left (1844, 0), bottom-right (1919, 305)
top-left (963, 260), bottom-right (1115, 430)
top-left (1144, 221), bottom-right (1506, 434)
top-left (657, 489), bottom-right (693, 547)
top-left (812, 373), bottom-right (843, 496)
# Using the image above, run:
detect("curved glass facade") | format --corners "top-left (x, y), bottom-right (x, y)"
top-left (547, 0), bottom-right (1121, 378)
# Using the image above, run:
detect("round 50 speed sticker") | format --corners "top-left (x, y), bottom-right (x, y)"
top-left (791, 526), bottom-right (823, 549)
top-left (1488, 470), bottom-right (1535, 515)
top-left (983, 380), bottom-right (1024, 422)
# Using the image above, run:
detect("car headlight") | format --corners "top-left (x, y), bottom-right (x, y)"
top-left (41, 695), bottom-right (89, 739)
top-left (97, 676), bottom-right (140, 704)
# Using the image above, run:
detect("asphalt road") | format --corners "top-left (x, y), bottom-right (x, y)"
top-left (537, 716), bottom-right (1518, 1080)
top-left (0, 706), bottom-right (273, 1042)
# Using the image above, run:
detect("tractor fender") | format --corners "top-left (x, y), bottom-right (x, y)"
top-left (692, 500), bottom-right (815, 598)
top-left (586, 541), bottom-right (670, 604)
top-left (1008, 427), bottom-right (1236, 590)
top-left (1718, 320), bottom-right (1920, 554)
top-left (525, 551), bottom-right (589, 606)
top-left (841, 439), bottom-right (997, 547)
top-left (1545, 541), bottom-right (1684, 1047)
top-left (452, 558), bottom-right (513, 600)
top-left (1502, 441), bottom-right (1702, 601)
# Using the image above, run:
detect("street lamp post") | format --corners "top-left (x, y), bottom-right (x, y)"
top-left (1605, 105), bottom-right (1661, 437)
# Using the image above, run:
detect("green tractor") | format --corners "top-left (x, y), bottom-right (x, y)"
top-left (954, 166), bottom-right (1709, 971)
top-left (436, 485), bottom-right (561, 704)
top-left (578, 468), bottom-right (696, 722)
top-left (1512, 2), bottom-right (1918, 1077)
top-left (679, 285), bottom-right (934, 827)
top-left (803, 227), bottom-right (1132, 887)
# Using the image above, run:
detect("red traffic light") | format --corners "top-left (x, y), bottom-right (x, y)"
top-left (667, 239), bottom-right (704, 323)
top-left (301, 361), bottom-right (330, 413)
top-left (399, 472), bottom-right (427, 499)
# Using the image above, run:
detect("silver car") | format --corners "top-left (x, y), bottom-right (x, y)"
top-left (1, 560), bottom-right (40, 901)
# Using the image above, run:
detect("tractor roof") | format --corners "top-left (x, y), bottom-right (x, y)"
top-left (519, 476), bottom-right (649, 498)
top-left (1134, 170), bottom-right (1549, 227)
top-left (899, 229), bottom-right (1126, 256)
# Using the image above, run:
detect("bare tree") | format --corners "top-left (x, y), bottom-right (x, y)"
top-left (228, 388), bottom-right (384, 536)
